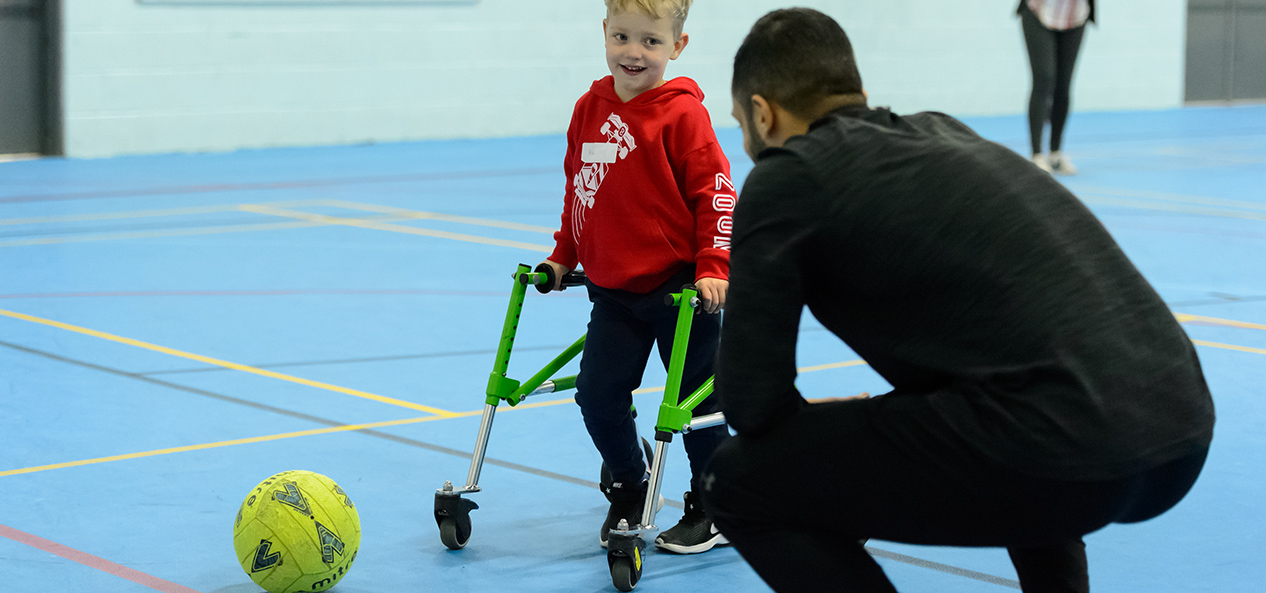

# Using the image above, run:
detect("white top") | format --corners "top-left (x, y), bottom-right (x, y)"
top-left (1027, 0), bottom-right (1091, 31)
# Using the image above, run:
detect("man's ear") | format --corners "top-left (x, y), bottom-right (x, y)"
top-left (751, 94), bottom-right (776, 142)
top-left (670, 32), bottom-right (690, 60)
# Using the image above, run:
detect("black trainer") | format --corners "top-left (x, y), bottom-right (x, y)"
top-left (599, 477), bottom-right (655, 549)
top-left (654, 491), bottom-right (728, 554)
top-left (598, 439), bottom-right (659, 549)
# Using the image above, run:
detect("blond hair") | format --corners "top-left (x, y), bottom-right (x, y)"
top-left (604, 0), bottom-right (693, 35)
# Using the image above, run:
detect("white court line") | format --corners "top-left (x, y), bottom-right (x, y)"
top-left (0, 220), bottom-right (328, 248)
top-left (1068, 184), bottom-right (1266, 213)
top-left (0, 199), bottom-right (327, 227)
top-left (1146, 147), bottom-right (1266, 166)
top-left (1077, 197), bottom-right (1266, 222)
top-left (240, 204), bottom-right (553, 252)
top-left (0, 204), bottom-right (243, 226)
top-left (0, 199), bottom-right (555, 251)
top-left (316, 199), bottom-right (557, 234)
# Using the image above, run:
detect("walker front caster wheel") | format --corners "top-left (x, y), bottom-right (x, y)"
top-left (434, 488), bottom-right (479, 550)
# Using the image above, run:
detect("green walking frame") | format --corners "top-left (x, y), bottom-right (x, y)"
top-left (434, 263), bottom-right (726, 591)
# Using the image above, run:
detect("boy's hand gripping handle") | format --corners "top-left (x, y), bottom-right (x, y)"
top-left (518, 263), bottom-right (587, 294)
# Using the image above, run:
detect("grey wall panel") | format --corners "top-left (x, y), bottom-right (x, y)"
top-left (1185, 10), bottom-right (1230, 101)
top-left (1185, 0), bottom-right (1266, 102)
top-left (0, 18), bottom-right (41, 154)
top-left (1233, 11), bottom-right (1266, 98)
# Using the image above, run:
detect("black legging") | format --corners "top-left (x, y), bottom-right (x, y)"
top-left (702, 393), bottom-right (1209, 593)
top-left (1021, 6), bottom-right (1086, 155)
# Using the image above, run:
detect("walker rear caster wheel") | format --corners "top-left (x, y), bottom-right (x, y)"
top-left (437, 516), bottom-right (466, 550)
top-left (434, 489), bottom-right (479, 550)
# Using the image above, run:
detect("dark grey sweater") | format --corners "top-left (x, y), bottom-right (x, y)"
top-left (716, 107), bottom-right (1214, 480)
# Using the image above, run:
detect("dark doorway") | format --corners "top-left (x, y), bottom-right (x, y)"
top-left (1186, 0), bottom-right (1266, 102)
top-left (0, 0), bottom-right (60, 156)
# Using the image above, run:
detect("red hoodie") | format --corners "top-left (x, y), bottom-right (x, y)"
top-left (549, 76), bottom-right (734, 293)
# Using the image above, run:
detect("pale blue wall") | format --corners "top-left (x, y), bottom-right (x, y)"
top-left (62, 0), bottom-right (1188, 158)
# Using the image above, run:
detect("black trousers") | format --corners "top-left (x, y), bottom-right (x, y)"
top-left (575, 265), bottom-right (728, 493)
top-left (702, 393), bottom-right (1208, 592)
top-left (1021, 6), bottom-right (1086, 155)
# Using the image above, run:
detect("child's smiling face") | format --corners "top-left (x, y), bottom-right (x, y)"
top-left (603, 9), bottom-right (688, 102)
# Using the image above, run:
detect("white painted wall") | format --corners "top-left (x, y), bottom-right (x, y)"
top-left (61, 0), bottom-right (1188, 158)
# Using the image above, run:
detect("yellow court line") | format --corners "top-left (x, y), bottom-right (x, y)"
top-left (1175, 312), bottom-right (1266, 331)
top-left (0, 360), bottom-right (867, 480)
top-left (0, 395), bottom-right (579, 479)
top-left (1191, 339), bottom-right (1266, 356)
top-left (797, 359), bottom-right (869, 373)
top-left (0, 358), bottom-right (871, 478)
top-left (0, 414), bottom-right (463, 478)
top-left (240, 204), bottom-right (553, 253)
top-left (315, 199), bottom-right (557, 234)
top-left (0, 308), bottom-right (458, 417)
top-left (25, 336), bottom-right (1259, 480)
top-left (631, 358), bottom-right (870, 394)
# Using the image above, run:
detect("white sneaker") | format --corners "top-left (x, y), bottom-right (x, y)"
top-left (1048, 151), bottom-right (1077, 175)
top-left (1031, 153), bottom-right (1053, 174)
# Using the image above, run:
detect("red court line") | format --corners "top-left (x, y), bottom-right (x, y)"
top-left (0, 523), bottom-right (204, 593)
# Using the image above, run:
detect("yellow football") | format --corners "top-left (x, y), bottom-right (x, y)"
top-left (232, 470), bottom-right (361, 593)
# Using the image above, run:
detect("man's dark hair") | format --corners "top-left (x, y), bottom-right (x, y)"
top-left (732, 8), bottom-right (865, 120)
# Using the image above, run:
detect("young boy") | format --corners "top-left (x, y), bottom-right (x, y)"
top-left (538, 0), bottom-right (733, 555)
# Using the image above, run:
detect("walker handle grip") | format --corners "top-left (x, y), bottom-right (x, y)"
top-left (559, 271), bottom-right (587, 287)
top-left (663, 284), bottom-right (701, 308)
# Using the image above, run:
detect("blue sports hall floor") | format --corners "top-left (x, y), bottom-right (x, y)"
top-left (2, 104), bottom-right (1264, 593)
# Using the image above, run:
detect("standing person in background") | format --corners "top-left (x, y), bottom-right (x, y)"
top-left (1020, 0), bottom-right (1095, 175)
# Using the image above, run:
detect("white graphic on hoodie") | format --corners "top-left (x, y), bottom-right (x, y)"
top-left (572, 113), bottom-right (637, 242)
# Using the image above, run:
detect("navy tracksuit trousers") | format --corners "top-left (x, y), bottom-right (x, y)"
top-left (574, 265), bottom-right (728, 494)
